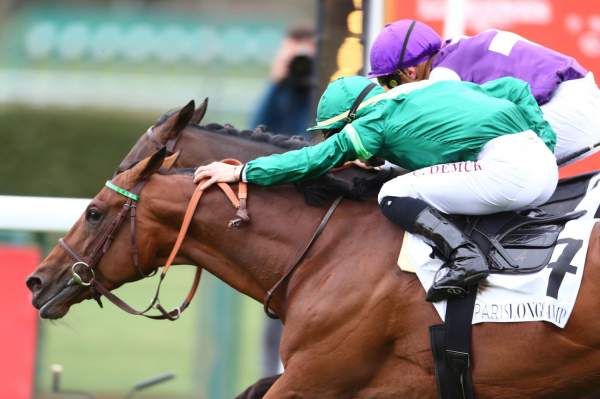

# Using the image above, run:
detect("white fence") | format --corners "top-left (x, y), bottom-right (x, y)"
top-left (0, 196), bottom-right (90, 232)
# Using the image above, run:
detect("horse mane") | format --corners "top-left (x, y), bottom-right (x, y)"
top-left (294, 169), bottom-right (398, 206)
top-left (196, 123), bottom-right (310, 150)
top-left (154, 108), bottom-right (309, 151)
top-left (160, 167), bottom-right (195, 176)
top-left (153, 110), bottom-right (396, 207)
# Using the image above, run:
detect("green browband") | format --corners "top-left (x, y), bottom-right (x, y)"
top-left (105, 181), bottom-right (139, 201)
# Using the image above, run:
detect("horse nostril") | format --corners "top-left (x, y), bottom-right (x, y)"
top-left (26, 275), bottom-right (43, 294)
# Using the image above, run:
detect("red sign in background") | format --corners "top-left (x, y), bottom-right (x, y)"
top-left (384, 0), bottom-right (600, 177)
top-left (0, 246), bottom-right (39, 399)
top-left (385, 0), bottom-right (600, 77)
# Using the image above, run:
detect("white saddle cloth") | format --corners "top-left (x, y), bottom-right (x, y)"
top-left (397, 173), bottom-right (600, 328)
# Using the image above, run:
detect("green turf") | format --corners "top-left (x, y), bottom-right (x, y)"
top-left (37, 267), bottom-right (200, 397)
top-left (36, 267), bottom-right (265, 398)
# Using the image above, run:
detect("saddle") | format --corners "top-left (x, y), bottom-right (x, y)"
top-left (451, 171), bottom-right (597, 274)
top-left (431, 170), bottom-right (598, 399)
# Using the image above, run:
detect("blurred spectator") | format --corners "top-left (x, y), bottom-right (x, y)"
top-left (250, 26), bottom-right (316, 139)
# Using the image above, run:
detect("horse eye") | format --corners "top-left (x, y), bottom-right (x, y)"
top-left (86, 207), bottom-right (103, 223)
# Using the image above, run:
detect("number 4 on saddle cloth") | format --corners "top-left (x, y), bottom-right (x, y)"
top-left (398, 170), bottom-right (600, 328)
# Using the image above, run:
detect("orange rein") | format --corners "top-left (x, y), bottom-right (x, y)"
top-left (93, 159), bottom-right (249, 320)
top-left (160, 158), bottom-right (248, 276)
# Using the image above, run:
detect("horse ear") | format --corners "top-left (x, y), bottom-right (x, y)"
top-left (159, 100), bottom-right (196, 139)
top-left (190, 97), bottom-right (208, 125)
top-left (133, 147), bottom-right (167, 181)
top-left (161, 151), bottom-right (180, 170)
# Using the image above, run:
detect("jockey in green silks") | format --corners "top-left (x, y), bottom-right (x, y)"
top-left (194, 76), bottom-right (558, 302)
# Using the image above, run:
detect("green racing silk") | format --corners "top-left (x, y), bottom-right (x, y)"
top-left (244, 78), bottom-right (556, 186)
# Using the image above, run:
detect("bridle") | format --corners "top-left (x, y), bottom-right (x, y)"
top-left (59, 150), bottom-right (344, 322)
top-left (59, 159), bottom-right (249, 320)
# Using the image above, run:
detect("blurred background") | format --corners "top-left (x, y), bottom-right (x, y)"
top-left (1, 0), bottom-right (599, 398)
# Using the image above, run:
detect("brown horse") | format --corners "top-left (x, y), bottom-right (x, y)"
top-left (27, 133), bottom-right (600, 397)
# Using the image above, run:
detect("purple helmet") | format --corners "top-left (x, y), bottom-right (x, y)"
top-left (368, 20), bottom-right (442, 78)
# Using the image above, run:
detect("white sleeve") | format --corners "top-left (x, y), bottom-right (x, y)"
top-left (429, 66), bottom-right (461, 82)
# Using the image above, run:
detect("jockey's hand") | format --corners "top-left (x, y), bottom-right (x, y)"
top-left (194, 162), bottom-right (242, 190)
top-left (351, 159), bottom-right (384, 171)
top-left (351, 159), bottom-right (372, 170)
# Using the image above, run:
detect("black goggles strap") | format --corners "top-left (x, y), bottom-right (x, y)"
top-left (345, 82), bottom-right (377, 124)
top-left (397, 20), bottom-right (417, 71)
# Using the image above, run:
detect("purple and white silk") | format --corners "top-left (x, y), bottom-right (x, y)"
top-left (430, 30), bottom-right (587, 105)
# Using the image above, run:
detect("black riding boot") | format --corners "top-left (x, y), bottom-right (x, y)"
top-left (414, 207), bottom-right (489, 302)
top-left (380, 196), bottom-right (490, 302)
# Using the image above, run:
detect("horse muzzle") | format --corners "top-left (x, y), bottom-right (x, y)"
top-left (26, 265), bottom-right (88, 319)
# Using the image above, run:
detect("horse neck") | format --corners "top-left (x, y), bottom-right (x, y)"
top-left (147, 173), bottom-right (380, 316)
top-left (177, 127), bottom-right (291, 165)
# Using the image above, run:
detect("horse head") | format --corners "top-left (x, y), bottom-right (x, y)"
top-left (27, 148), bottom-right (176, 319)
top-left (115, 98), bottom-right (208, 174)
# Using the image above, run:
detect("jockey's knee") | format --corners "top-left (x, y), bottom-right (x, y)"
top-left (379, 196), bottom-right (429, 232)
top-left (377, 176), bottom-right (417, 204)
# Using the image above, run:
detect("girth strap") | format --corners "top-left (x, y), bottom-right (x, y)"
top-left (430, 288), bottom-right (477, 399)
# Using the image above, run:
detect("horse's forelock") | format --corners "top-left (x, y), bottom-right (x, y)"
top-left (154, 109), bottom-right (178, 127)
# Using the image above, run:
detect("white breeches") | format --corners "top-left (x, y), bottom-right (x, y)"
top-left (377, 131), bottom-right (558, 215)
top-left (541, 72), bottom-right (600, 161)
